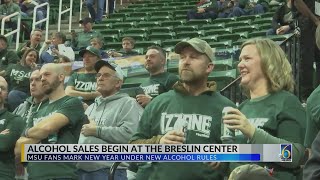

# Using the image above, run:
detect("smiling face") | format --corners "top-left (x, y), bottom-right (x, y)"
top-left (238, 44), bottom-right (267, 90)
top-left (25, 50), bottom-right (38, 67)
top-left (178, 46), bottom-right (213, 83)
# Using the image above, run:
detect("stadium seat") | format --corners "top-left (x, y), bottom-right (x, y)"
top-left (149, 15), bottom-right (173, 21)
top-left (260, 12), bottom-right (275, 18)
top-left (236, 15), bottom-right (259, 21)
top-left (151, 11), bottom-right (173, 16)
top-left (208, 69), bottom-right (238, 88)
top-left (161, 20), bottom-right (186, 27)
top-left (160, 6), bottom-right (178, 11)
top-left (248, 30), bottom-right (268, 38)
top-left (120, 33), bottom-right (148, 41)
top-left (225, 20), bottom-right (252, 28)
top-left (118, 8), bottom-right (136, 13)
top-left (135, 40), bottom-right (162, 49)
top-left (126, 28), bottom-right (149, 34)
top-left (149, 26), bottom-right (174, 34)
top-left (175, 14), bottom-right (187, 20)
top-left (217, 34), bottom-right (241, 42)
top-left (176, 30), bottom-right (205, 39)
top-left (257, 23), bottom-right (272, 31)
top-left (201, 23), bottom-right (225, 30)
top-left (149, 32), bottom-right (176, 41)
top-left (213, 17), bottom-right (236, 24)
top-left (162, 38), bottom-right (190, 48)
top-left (112, 22), bottom-right (137, 29)
top-left (174, 25), bottom-right (199, 32)
top-left (100, 29), bottom-right (122, 37)
top-left (215, 58), bottom-right (234, 70)
top-left (209, 40), bottom-right (233, 49)
top-left (186, 19), bottom-right (211, 26)
top-left (125, 17), bottom-right (148, 22)
top-left (93, 23), bottom-right (112, 30)
top-left (137, 21), bottom-right (161, 28)
top-left (173, 10), bottom-right (188, 17)
top-left (232, 25), bottom-right (258, 33)
top-left (253, 17), bottom-right (272, 25)
top-left (109, 13), bottom-right (128, 19)
top-left (167, 2), bottom-right (186, 6)
top-left (200, 36), bottom-right (218, 43)
top-left (127, 4), bottom-right (146, 8)
top-left (129, 12), bottom-right (150, 18)
top-left (103, 35), bottom-right (119, 43)
top-left (101, 18), bottom-right (123, 24)
top-left (104, 42), bottom-right (122, 50)
top-left (204, 28), bottom-right (232, 36)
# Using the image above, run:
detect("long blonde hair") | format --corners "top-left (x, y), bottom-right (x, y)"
top-left (240, 38), bottom-right (294, 96)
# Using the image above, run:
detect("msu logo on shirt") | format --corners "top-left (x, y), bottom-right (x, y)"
top-left (160, 112), bottom-right (212, 138)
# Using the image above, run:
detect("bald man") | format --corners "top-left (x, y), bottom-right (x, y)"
top-left (15, 63), bottom-right (85, 179)
top-left (0, 76), bottom-right (25, 180)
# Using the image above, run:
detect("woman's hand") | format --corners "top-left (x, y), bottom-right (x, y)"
top-left (223, 108), bottom-right (256, 139)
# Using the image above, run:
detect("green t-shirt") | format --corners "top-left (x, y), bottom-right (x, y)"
top-left (140, 72), bottom-right (179, 98)
top-left (0, 109), bottom-right (25, 180)
top-left (131, 88), bottom-right (236, 180)
top-left (67, 71), bottom-right (97, 105)
top-left (27, 96), bottom-right (85, 180)
top-left (231, 91), bottom-right (306, 180)
top-left (72, 31), bottom-right (102, 50)
top-left (305, 85), bottom-right (320, 148)
top-left (5, 64), bottom-right (32, 93)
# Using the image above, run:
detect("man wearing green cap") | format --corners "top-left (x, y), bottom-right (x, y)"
top-left (66, 46), bottom-right (101, 106)
top-left (130, 38), bottom-right (236, 180)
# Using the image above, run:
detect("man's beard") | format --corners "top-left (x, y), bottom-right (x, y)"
top-left (43, 77), bottom-right (60, 95)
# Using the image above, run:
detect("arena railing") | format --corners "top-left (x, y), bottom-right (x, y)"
top-left (58, 0), bottom-right (73, 32)
top-left (33, 2), bottom-right (50, 41)
top-left (1, 12), bottom-right (20, 51)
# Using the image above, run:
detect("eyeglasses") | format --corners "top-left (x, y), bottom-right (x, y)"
top-left (95, 73), bottom-right (118, 79)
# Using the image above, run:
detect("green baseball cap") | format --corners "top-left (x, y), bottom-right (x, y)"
top-left (79, 46), bottom-right (101, 58)
top-left (174, 38), bottom-right (214, 62)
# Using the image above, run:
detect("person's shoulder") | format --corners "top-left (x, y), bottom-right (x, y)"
top-left (211, 91), bottom-right (236, 106)
top-left (273, 90), bottom-right (300, 101)
top-left (307, 85), bottom-right (320, 104)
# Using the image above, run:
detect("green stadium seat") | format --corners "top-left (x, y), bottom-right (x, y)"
top-left (125, 17), bottom-right (148, 22)
top-left (93, 24), bottom-right (112, 30)
top-left (101, 18), bottom-right (123, 24)
top-left (118, 8), bottom-right (136, 13)
top-left (236, 15), bottom-right (259, 21)
top-left (225, 20), bottom-right (252, 28)
top-left (174, 25), bottom-right (198, 32)
top-left (257, 23), bottom-right (272, 31)
top-left (104, 42), bottom-right (122, 50)
top-left (232, 25), bottom-right (258, 33)
top-left (148, 3), bottom-right (167, 7)
top-left (137, 21), bottom-right (161, 28)
top-left (149, 32), bottom-right (176, 41)
top-left (201, 23), bottom-right (225, 30)
top-left (175, 14), bottom-right (187, 20)
top-left (176, 30), bottom-right (205, 39)
top-left (233, 39), bottom-right (247, 46)
top-left (151, 11), bottom-right (172, 16)
top-left (208, 69), bottom-right (238, 85)
top-left (135, 40), bottom-right (162, 49)
top-left (126, 28), bottom-right (149, 34)
top-left (200, 36), bottom-right (218, 43)
top-left (248, 30), bottom-right (268, 38)
top-left (268, 34), bottom-right (291, 42)
top-left (149, 26), bottom-right (173, 34)
top-left (204, 28), bottom-right (232, 36)
top-left (161, 20), bottom-right (186, 27)
top-left (160, 6), bottom-right (178, 11)
top-left (135, 7), bottom-right (158, 12)
top-left (167, 2), bottom-right (186, 6)
top-left (186, 19), bottom-right (211, 26)
top-left (103, 35), bottom-right (119, 43)
top-left (134, 48), bottom-right (145, 55)
top-left (213, 17), bottom-right (236, 24)
top-left (120, 33), bottom-right (148, 41)
top-left (179, 5), bottom-right (196, 10)
top-left (122, 76), bottom-right (148, 88)
top-left (217, 34), bottom-right (241, 42)
top-left (127, 4), bottom-right (146, 8)
top-left (215, 58), bottom-right (234, 71)
top-left (173, 10), bottom-right (188, 16)
top-left (99, 29), bottom-right (123, 36)
top-left (260, 12), bottom-right (275, 18)
top-left (149, 15), bottom-right (173, 21)
top-left (253, 17), bottom-right (272, 25)
top-left (162, 38), bottom-right (190, 48)
top-left (209, 40), bottom-right (233, 49)
top-left (129, 12), bottom-right (150, 18)
top-left (112, 22), bottom-right (137, 29)
top-left (109, 13), bottom-right (128, 19)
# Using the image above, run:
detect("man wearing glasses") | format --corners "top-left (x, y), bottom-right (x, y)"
top-left (76, 60), bottom-right (143, 180)
top-left (66, 46), bottom-right (101, 106)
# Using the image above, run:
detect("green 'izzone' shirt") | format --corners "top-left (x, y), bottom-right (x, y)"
top-left (67, 71), bottom-right (97, 105)
top-left (130, 82), bottom-right (236, 180)
top-left (231, 90), bottom-right (306, 180)
top-left (305, 85), bottom-right (320, 148)
top-left (5, 64), bottom-right (33, 93)
top-left (140, 72), bottom-right (179, 98)
top-left (0, 109), bottom-right (25, 180)
top-left (26, 96), bottom-right (85, 180)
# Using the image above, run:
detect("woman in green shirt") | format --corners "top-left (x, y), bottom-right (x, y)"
top-left (223, 38), bottom-right (306, 180)
top-left (5, 48), bottom-right (38, 111)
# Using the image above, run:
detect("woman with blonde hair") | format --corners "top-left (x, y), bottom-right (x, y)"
top-left (223, 38), bottom-right (306, 180)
